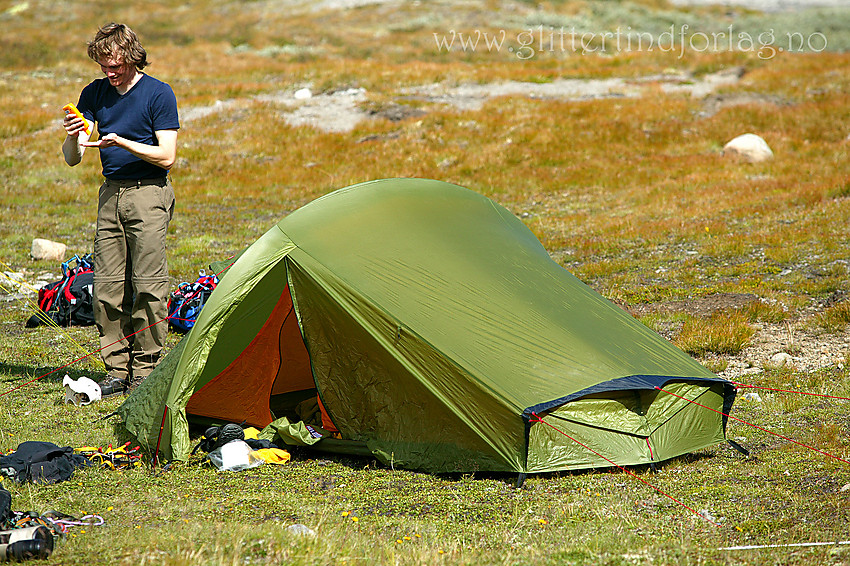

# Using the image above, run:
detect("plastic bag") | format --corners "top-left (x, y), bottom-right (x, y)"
top-left (207, 440), bottom-right (264, 472)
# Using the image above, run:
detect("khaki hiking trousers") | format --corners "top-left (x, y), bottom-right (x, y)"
top-left (93, 177), bottom-right (175, 383)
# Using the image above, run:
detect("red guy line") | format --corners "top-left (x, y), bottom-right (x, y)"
top-left (2, 259), bottom-right (236, 398)
top-left (0, 318), bottom-right (164, 398)
top-left (654, 386), bottom-right (850, 466)
top-left (529, 413), bottom-right (721, 527)
top-left (733, 382), bottom-right (850, 402)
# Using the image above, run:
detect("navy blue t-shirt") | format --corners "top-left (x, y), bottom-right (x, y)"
top-left (77, 74), bottom-right (180, 180)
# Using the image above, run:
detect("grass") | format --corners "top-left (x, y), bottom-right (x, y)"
top-left (675, 310), bottom-right (757, 356)
top-left (1, 0), bottom-right (850, 564)
top-left (813, 301), bottom-right (850, 334)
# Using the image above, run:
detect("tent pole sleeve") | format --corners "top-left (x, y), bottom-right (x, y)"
top-left (153, 405), bottom-right (169, 467)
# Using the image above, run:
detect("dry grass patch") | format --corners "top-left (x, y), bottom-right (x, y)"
top-left (813, 301), bottom-right (850, 334)
top-left (675, 310), bottom-right (756, 356)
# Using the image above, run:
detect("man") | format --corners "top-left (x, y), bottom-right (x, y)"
top-left (62, 23), bottom-right (180, 397)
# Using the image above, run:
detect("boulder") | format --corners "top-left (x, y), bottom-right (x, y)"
top-left (30, 238), bottom-right (66, 261)
top-left (722, 133), bottom-right (774, 163)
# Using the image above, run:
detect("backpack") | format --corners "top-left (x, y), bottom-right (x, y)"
top-left (26, 254), bottom-right (95, 328)
top-left (167, 270), bottom-right (218, 333)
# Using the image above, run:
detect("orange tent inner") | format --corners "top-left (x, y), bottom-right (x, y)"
top-left (186, 285), bottom-right (316, 428)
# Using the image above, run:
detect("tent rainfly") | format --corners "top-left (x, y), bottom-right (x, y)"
top-left (118, 178), bottom-right (736, 475)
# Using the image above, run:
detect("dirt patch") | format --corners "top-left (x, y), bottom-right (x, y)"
top-left (630, 293), bottom-right (850, 381)
top-left (177, 68), bottom-right (749, 133)
top-left (669, 0), bottom-right (847, 12)
top-left (700, 92), bottom-right (791, 118)
top-left (365, 103), bottom-right (427, 122)
top-left (630, 292), bottom-right (759, 318)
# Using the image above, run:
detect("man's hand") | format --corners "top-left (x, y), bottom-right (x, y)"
top-left (62, 110), bottom-right (92, 166)
top-left (63, 112), bottom-right (88, 137)
top-left (81, 132), bottom-right (120, 148)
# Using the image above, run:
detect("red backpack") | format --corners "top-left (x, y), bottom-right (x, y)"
top-left (26, 255), bottom-right (95, 328)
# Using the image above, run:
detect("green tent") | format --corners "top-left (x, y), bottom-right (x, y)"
top-left (118, 178), bottom-right (735, 474)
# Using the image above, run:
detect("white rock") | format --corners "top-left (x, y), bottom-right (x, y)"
top-left (30, 238), bottom-right (66, 261)
top-left (770, 352), bottom-right (793, 366)
top-left (294, 88), bottom-right (313, 100)
top-left (722, 133), bottom-right (774, 163)
top-left (285, 524), bottom-right (316, 536)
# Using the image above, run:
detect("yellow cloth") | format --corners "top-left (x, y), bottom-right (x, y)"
top-left (253, 447), bottom-right (291, 465)
top-left (243, 427), bottom-right (260, 440)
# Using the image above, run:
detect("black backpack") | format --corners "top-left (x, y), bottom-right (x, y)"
top-left (26, 254), bottom-right (95, 328)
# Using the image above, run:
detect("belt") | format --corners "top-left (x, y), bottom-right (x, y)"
top-left (104, 177), bottom-right (168, 188)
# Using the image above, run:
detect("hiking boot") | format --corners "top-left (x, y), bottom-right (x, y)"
top-left (128, 374), bottom-right (148, 392)
top-left (98, 376), bottom-right (129, 398)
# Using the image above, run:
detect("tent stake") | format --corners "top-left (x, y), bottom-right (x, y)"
top-left (515, 473), bottom-right (527, 489)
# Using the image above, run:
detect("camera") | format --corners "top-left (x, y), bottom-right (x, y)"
top-left (0, 526), bottom-right (54, 562)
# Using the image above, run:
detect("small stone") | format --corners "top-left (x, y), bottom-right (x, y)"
top-left (30, 238), bottom-right (66, 261)
top-left (722, 133), bottom-right (774, 163)
top-left (699, 509), bottom-right (719, 523)
top-left (437, 157), bottom-right (457, 170)
top-left (294, 88), bottom-right (313, 100)
top-left (770, 352), bottom-right (793, 366)
top-left (285, 524), bottom-right (316, 536)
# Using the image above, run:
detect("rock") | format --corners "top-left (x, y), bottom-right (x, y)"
top-left (285, 524), bottom-right (316, 536)
top-left (437, 157), bottom-right (457, 170)
top-left (30, 238), bottom-right (66, 261)
top-left (722, 133), bottom-right (774, 163)
top-left (770, 352), bottom-right (793, 366)
top-left (294, 88), bottom-right (313, 100)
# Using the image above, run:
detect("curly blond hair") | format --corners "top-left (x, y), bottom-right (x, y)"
top-left (87, 23), bottom-right (148, 70)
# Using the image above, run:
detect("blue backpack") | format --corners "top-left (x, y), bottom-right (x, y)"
top-left (166, 270), bottom-right (218, 333)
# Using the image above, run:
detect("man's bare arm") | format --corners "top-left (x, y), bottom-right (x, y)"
top-left (61, 112), bottom-right (90, 166)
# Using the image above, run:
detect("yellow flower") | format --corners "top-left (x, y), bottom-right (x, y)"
top-left (351, 516), bottom-right (359, 522)
top-left (341, 511), bottom-right (350, 517)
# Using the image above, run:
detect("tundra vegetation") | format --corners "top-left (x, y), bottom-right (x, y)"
top-left (0, 0), bottom-right (848, 564)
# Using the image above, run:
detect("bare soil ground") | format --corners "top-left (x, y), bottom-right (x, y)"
top-left (180, 67), bottom-right (750, 133)
top-left (632, 292), bottom-right (850, 380)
